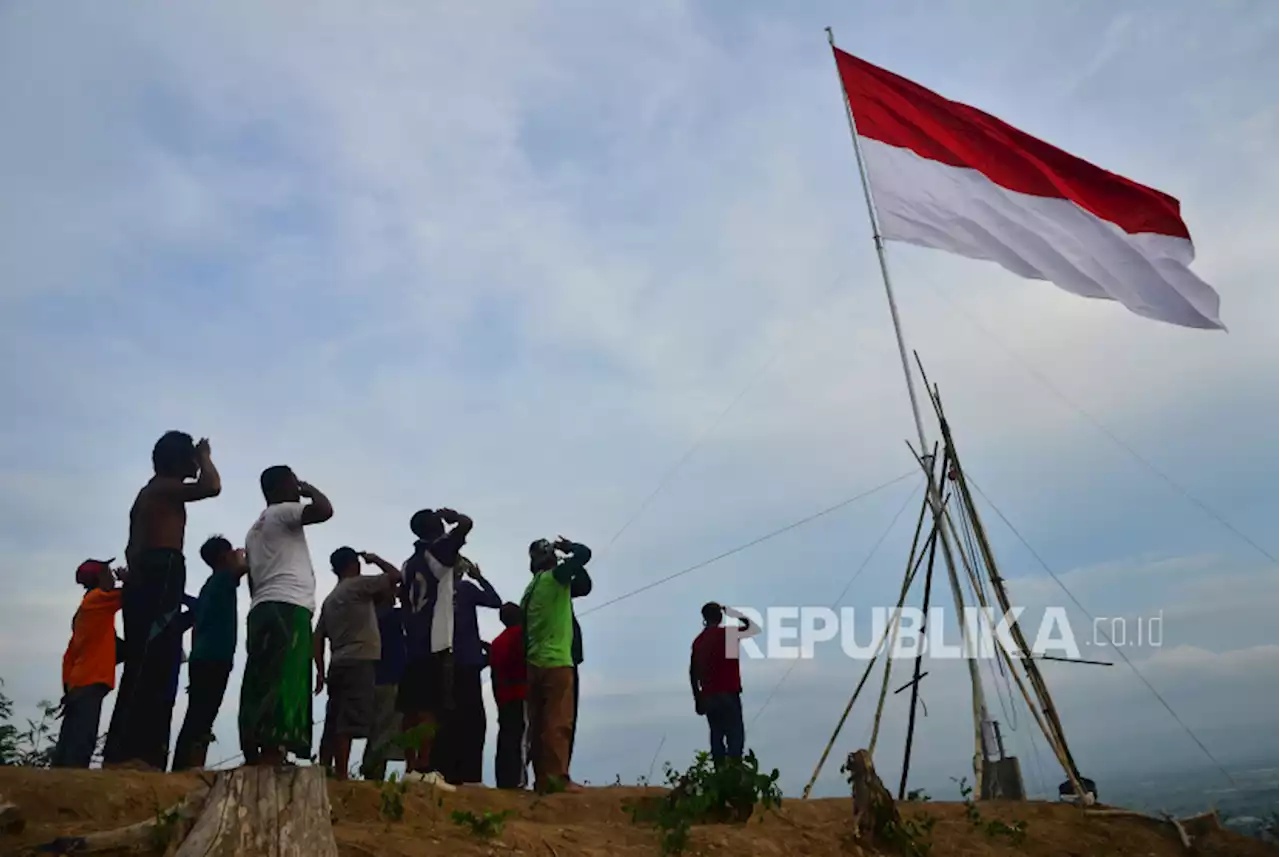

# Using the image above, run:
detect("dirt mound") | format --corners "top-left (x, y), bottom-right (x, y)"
top-left (0, 767), bottom-right (1270, 856)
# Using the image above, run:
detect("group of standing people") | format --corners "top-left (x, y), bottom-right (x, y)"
top-left (53, 430), bottom-right (599, 793)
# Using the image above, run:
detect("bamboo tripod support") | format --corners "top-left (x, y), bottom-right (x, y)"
top-left (802, 361), bottom-right (1091, 803)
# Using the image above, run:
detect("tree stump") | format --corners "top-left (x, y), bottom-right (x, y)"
top-left (0, 794), bottom-right (24, 835)
top-left (175, 766), bottom-right (338, 857)
top-left (844, 749), bottom-right (901, 844)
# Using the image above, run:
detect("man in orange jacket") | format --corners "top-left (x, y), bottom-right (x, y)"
top-left (54, 558), bottom-right (127, 768)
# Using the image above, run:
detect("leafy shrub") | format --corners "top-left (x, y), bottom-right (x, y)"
top-left (953, 776), bottom-right (1027, 845)
top-left (451, 809), bottom-right (514, 838)
top-left (0, 681), bottom-right (57, 768)
top-left (626, 750), bottom-right (782, 855)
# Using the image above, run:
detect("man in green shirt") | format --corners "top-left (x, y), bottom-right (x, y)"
top-left (172, 536), bottom-right (248, 770)
top-left (521, 536), bottom-right (592, 793)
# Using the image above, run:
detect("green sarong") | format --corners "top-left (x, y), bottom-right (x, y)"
top-left (239, 601), bottom-right (313, 758)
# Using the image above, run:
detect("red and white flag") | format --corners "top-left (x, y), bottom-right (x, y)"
top-left (832, 48), bottom-right (1224, 330)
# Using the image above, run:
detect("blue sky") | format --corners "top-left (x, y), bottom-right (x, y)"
top-left (0, 1), bottom-right (1275, 796)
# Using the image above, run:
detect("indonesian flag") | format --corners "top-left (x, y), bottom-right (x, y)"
top-left (832, 48), bottom-right (1224, 330)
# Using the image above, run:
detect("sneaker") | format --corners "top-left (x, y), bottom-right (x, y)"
top-left (404, 771), bottom-right (457, 792)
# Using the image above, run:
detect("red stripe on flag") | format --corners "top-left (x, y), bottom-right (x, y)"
top-left (833, 48), bottom-right (1190, 240)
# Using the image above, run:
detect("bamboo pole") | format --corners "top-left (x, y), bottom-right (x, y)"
top-left (825, 27), bottom-right (994, 790)
top-left (802, 496), bottom-right (939, 799)
top-left (868, 445), bottom-right (938, 755)
top-left (898, 500), bottom-right (941, 799)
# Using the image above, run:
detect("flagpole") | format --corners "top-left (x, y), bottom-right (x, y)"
top-left (824, 27), bottom-right (928, 454)
top-left (825, 26), bottom-right (995, 792)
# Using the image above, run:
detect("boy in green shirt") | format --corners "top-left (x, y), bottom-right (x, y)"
top-left (172, 536), bottom-right (248, 770)
top-left (520, 536), bottom-right (592, 793)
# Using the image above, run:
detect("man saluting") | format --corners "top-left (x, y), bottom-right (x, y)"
top-left (104, 432), bottom-right (220, 770)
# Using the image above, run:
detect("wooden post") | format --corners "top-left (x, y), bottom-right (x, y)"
top-left (176, 766), bottom-right (338, 857)
top-left (844, 749), bottom-right (901, 844)
top-left (0, 794), bottom-right (24, 835)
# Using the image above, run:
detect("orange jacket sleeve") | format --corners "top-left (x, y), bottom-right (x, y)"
top-left (61, 619), bottom-right (77, 691)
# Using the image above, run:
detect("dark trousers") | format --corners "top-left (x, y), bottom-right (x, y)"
top-left (431, 663), bottom-right (485, 784)
top-left (704, 692), bottom-right (744, 762)
top-left (52, 684), bottom-right (110, 768)
top-left (495, 700), bottom-right (526, 789)
top-left (104, 549), bottom-right (185, 769)
top-left (173, 659), bottom-right (232, 771)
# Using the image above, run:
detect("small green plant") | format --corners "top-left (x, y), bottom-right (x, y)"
top-left (881, 814), bottom-right (937, 857)
top-left (149, 803), bottom-right (183, 851)
top-left (451, 809), bottom-right (514, 838)
top-left (953, 777), bottom-right (982, 826)
top-left (985, 817), bottom-right (1027, 844)
top-left (390, 722), bottom-right (437, 753)
top-left (905, 788), bottom-right (931, 802)
top-left (626, 751), bottom-right (782, 856)
top-left (952, 776), bottom-right (1027, 845)
top-left (379, 773), bottom-right (408, 823)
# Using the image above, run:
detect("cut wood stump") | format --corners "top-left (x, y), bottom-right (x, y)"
top-left (30, 787), bottom-right (208, 854)
top-left (0, 794), bottom-right (25, 835)
top-left (175, 766), bottom-right (338, 857)
top-left (844, 749), bottom-right (901, 844)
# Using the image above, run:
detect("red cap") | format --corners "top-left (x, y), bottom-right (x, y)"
top-left (75, 558), bottom-right (115, 587)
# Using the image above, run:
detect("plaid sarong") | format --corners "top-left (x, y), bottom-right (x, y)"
top-left (239, 601), bottom-right (313, 758)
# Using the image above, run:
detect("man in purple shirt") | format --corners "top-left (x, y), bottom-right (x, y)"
top-left (436, 556), bottom-right (500, 785)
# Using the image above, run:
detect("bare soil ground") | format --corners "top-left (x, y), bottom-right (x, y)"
top-left (0, 767), bottom-right (1270, 856)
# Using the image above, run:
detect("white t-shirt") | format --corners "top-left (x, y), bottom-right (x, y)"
top-left (426, 549), bottom-right (455, 654)
top-left (245, 501), bottom-right (317, 613)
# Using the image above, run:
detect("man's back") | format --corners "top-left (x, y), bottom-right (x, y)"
top-left (692, 626), bottom-right (742, 696)
top-left (318, 576), bottom-right (391, 663)
top-left (246, 502), bottom-right (316, 613)
top-left (64, 589), bottom-right (123, 691)
top-left (522, 571), bottom-right (573, 668)
top-left (490, 625), bottom-right (527, 704)
top-left (127, 478), bottom-right (187, 562)
top-left (190, 570), bottom-right (238, 663)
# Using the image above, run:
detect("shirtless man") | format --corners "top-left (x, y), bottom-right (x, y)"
top-left (103, 431), bottom-right (221, 770)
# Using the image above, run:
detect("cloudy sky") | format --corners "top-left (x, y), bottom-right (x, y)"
top-left (0, 1), bottom-right (1275, 797)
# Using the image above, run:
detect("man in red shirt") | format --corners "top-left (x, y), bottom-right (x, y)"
top-left (489, 602), bottom-right (528, 789)
top-left (690, 601), bottom-right (760, 764)
top-left (54, 559), bottom-right (127, 768)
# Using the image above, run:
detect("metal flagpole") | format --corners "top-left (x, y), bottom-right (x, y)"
top-left (825, 26), bottom-right (996, 791)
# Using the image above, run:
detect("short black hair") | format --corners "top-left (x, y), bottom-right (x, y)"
top-left (499, 602), bottom-right (522, 628)
top-left (529, 539), bottom-right (556, 572)
top-left (410, 509), bottom-right (443, 540)
top-left (153, 431), bottom-right (196, 477)
top-left (200, 535), bottom-right (233, 570)
top-left (260, 465), bottom-right (294, 501)
top-left (330, 546), bottom-right (359, 575)
top-left (701, 602), bottom-right (723, 626)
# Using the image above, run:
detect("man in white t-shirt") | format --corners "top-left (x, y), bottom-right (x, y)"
top-left (239, 465), bottom-right (333, 767)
